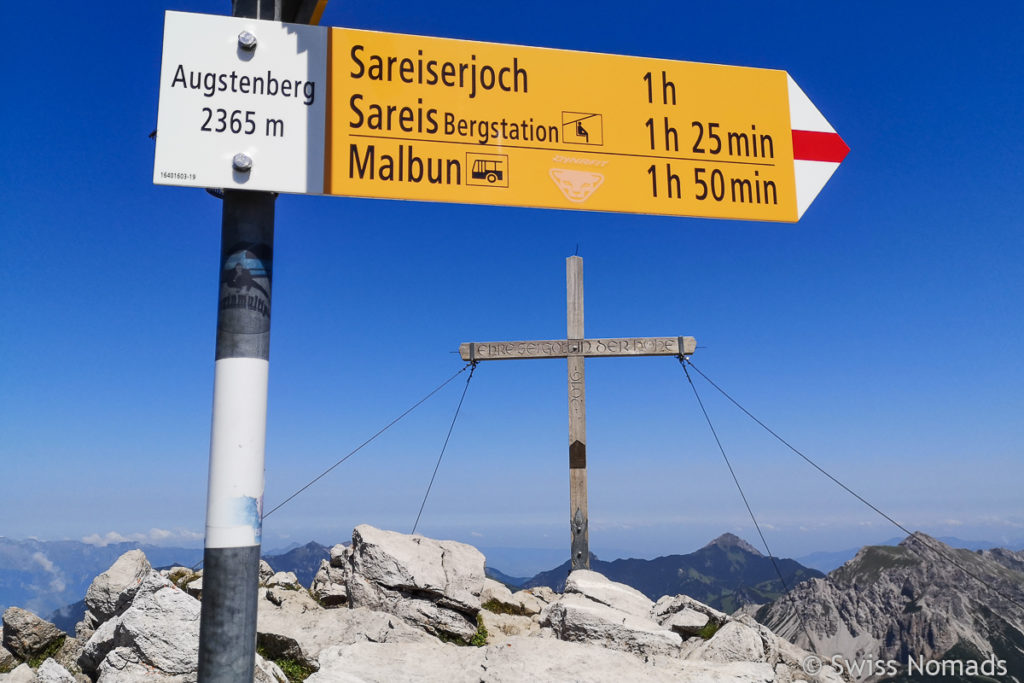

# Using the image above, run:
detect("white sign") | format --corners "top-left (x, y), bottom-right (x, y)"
top-left (153, 11), bottom-right (327, 194)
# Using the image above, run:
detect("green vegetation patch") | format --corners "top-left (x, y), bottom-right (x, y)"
top-left (27, 635), bottom-right (66, 668)
top-left (274, 657), bottom-right (315, 683)
top-left (470, 614), bottom-right (488, 647)
top-left (257, 645), bottom-right (314, 682)
top-left (433, 614), bottom-right (489, 647)
top-left (481, 599), bottom-right (530, 617)
top-left (434, 629), bottom-right (469, 646)
top-left (698, 622), bottom-right (720, 640)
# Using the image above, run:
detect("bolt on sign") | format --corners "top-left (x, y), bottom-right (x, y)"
top-left (154, 11), bottom-right (848, 221)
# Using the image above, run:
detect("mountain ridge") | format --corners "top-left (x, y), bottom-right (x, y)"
top-left (756, 532), bottom-right (1024, 681)
top-left (520, 533), bottom-right (822, 613)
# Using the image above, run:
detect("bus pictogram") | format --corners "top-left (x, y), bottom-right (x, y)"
top-left (466, 153), bottom-right (509, 188)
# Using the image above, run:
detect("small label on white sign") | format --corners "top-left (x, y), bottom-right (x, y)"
top-left (154, 11), bottom-right (327, 194)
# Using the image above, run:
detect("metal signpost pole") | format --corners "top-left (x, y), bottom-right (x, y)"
top-left (198, 191), bottom-right (275, 682)
top-left (197, 2), bottom-right (278, 681)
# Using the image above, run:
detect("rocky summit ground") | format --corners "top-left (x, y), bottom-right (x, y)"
top-left (0, 524), bottom-right (844, 682)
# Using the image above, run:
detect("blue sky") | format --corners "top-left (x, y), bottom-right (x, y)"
top-left (2, 1), bottom-right (1022, 565)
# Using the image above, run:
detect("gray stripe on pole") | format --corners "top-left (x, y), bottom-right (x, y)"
top-left (197, 545), bottom-right (260, 682)
top-left (216, 190), bottom-right (275, 361)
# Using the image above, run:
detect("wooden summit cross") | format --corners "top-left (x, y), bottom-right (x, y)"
top-left (459, 256), bottom-right (696, 569)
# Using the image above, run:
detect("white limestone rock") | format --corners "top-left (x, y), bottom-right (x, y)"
top-left (50, 635), bottom-right (86, 681)
top-left (328, 544), bottom-right (348, 567)
top-left (737, 615), bottom-right (848, 683)
top-left (96, 646), bottom-right (187, 682)
top-left (525, 586), bottom-right (558, 605)
top-left (95, 649), bottom-right (283, 683)
top-left (565, 570), bottom-right (655, 619)
top-left (265, 572), bottom-right (300, 590)
top-left (478, 610), bottom-right (539, 642)
top-left (509, 590), bottom-right (545, 616)
top-left (183, 577), bottom-right (202, 600)
top-left (482, 639), bottom-right (777, 682)
top-left (84, 551), bottom-right (151, 624)
top-left (73, 611), bottom-right (99, 641)
top-left (331, 607), bottom-right (436, 646)
top-left (309, 641), bottom-right (482, 683)
top-left (162, 568), bottom-right (198, 591)
top-left (1, 608), bottom-right (65, 661)
top-left (254, 655), bottom-right (287, 683)
top-left (258, 560), bottom-right (275, 586)
top-left (480, 579), bottom-right (515, 608)
top-left (94, 650), bottom-right (288, 683)
top-left (482, 638), bottom-right (677, 683)
top-left (348, 525), bottom-right (485, 612)
top-left (34, 659), bottom-right (75, 683)
top-left (663, 608), bottom-right (710, 637)
top-left (104, 572), bottom-right (199, 678)
top-left (308, 637), bottom-right (779, 683)
top-left (257, 586), bottom-right (324, 668)
top-left (541, 593), bottom-right (682, 657)
top-left (339, 525), bottom-right (486, 640)
top-left (0, 646), bottom-right (16, 673)
top-left (310, 560), bottom-right (347, 607)
top-left (685, 621), bottom-right (764, 664)
top-left (347, 573), bottom-right (479, 640)
top-left (78, 617), bottom-right (119, 676)
top-left (96, 646), bottom-right (275, 683)
top-left (257, 582), bottom-right (432, 670)
top-left (1, 663), bottom-right (39, 683)
top-left (652, 593), bottom-right (727, 626)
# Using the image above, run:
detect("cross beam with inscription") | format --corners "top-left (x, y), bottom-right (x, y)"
top-left (459, 257), bottom-right (695, 570)
top-left (461, 336), bottom-right (696, 361)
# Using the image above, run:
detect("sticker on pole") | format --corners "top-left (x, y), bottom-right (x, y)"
top-left (153, 11), bottom-right (327, 194)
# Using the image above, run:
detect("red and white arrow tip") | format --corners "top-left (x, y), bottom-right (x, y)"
top-left (788, 75), bottom-right (849, 219)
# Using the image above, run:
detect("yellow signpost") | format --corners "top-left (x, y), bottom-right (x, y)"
top-left (154, 12), bottom-right (847, 221)
top-left (325, 28), bottom-right (848, 222)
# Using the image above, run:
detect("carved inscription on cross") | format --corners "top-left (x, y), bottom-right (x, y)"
top-left (459, 256), bottom-right (696, 569)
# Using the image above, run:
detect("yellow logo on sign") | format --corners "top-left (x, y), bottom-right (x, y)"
top-left (550, 169), bottom-right (604, 203)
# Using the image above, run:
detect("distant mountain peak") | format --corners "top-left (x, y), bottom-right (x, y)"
top-left (758, 534), bottom-right (1024, 676)
top-left (899, 530), bottom-right (940, 549)
top-left (702, 533), bottom-right (763, 556)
